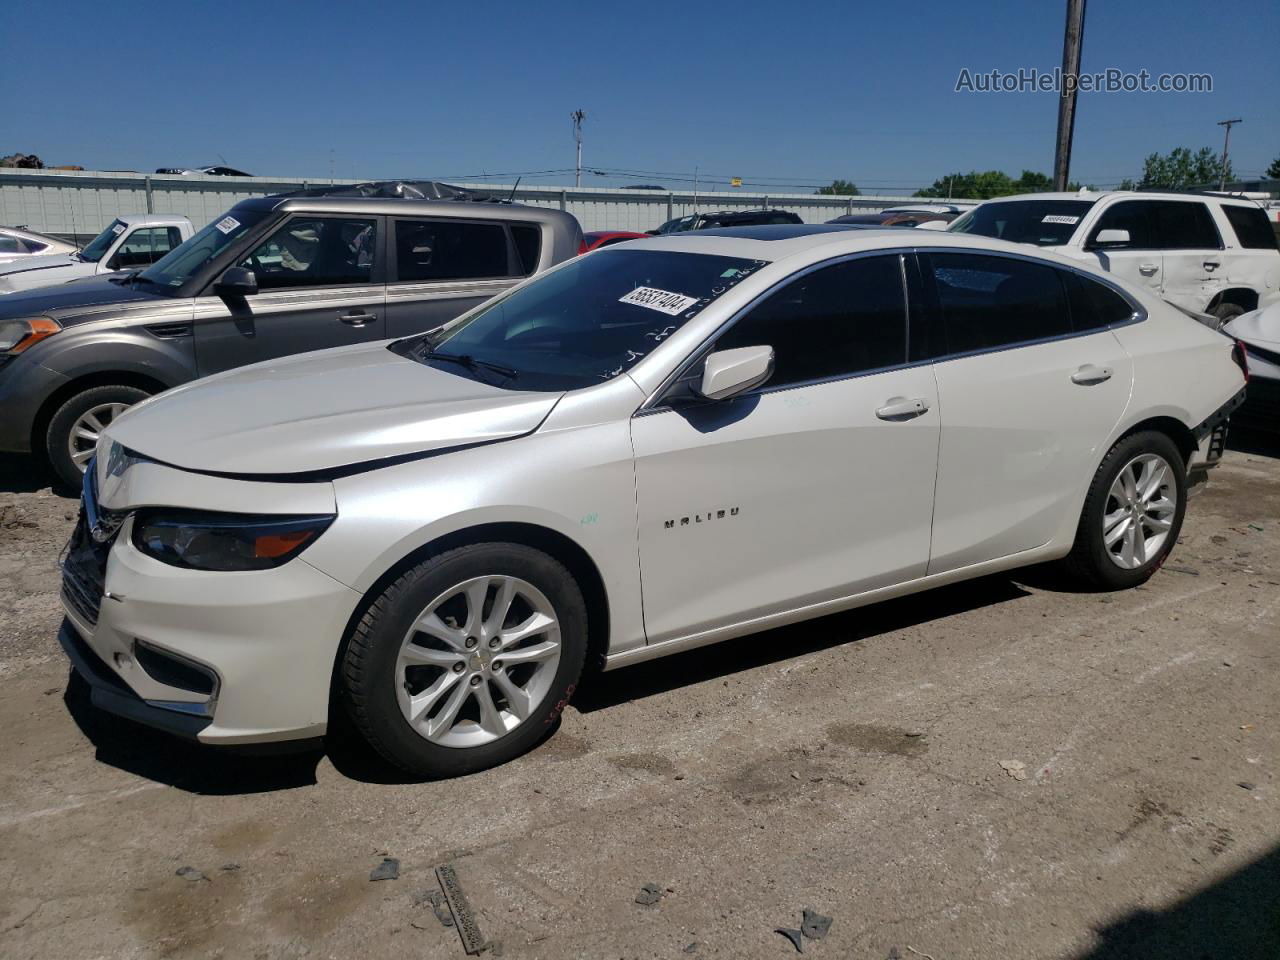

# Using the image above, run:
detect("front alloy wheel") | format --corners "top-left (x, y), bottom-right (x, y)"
top-left (342, 542), bottom-right (587, 778)
top-left (396, 576), bottom-right (562, 748)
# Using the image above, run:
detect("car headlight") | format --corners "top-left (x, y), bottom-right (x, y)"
top-left (131, 510), bottom-right (335, 571)
top-left (0, 317), bottom-right (61, 353)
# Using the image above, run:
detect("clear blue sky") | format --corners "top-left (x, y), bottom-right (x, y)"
top-left (5, 0), bottom-right (1277, 194)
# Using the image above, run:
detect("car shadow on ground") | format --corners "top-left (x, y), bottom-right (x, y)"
top-left (0, 453), bottom-right (59, 495)
top-left (1076, 842), bottom-right (1280, 959)
top-left (574, 573), bottom-right (1031, 713)
top-left (63, 671), bottom-right (324, 795)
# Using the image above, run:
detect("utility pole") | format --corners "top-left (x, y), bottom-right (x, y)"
top-left (692, 165), bottom-right (699, 214)
top-left (1053, 0), bottom-right (1087, 191)
top-left (571, 110), bottom-right (586, 188)
top-left (1217, 118), bottom-right (1241, 191)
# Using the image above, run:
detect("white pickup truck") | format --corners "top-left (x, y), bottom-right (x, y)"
top-left (0, 214), bottom-right (194, 295)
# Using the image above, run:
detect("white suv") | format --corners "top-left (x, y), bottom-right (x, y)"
top-left (949, 191), bottom-right (1280, 322)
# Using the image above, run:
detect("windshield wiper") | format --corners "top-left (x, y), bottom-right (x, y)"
top-left (107, 270), bottom-right (141, 285)
top-left (420, 351), bottom-right (519, 380)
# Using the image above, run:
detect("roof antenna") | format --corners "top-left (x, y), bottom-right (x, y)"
top-left (506, 176), bottom-right (522, 203)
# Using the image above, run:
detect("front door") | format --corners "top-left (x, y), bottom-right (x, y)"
top-left (632, 254), bottom-right (940, 644)
top-left (1083, 199), bottom-right (1163, 295)
top-left (193, 215), bottom-right (386, 376)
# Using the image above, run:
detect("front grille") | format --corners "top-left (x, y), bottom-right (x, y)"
top-left (61, 512), bottom-right (108, 625)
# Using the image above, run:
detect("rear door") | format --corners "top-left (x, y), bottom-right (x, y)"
top-left (193, 214), bottom-right (386, 376)
top-left (1083, 200), bottom-right (1164, 295)
top-left (1148, 200), bottom-right (1225, 312)
top-left (631, 253), bottom-right (939, 643)
top-left (1218, 203), bottom-right (1280, 303)
top-left (918, 251), bottom-right (1134, 574)
top-left (384, 218), bottom-right (539, 339)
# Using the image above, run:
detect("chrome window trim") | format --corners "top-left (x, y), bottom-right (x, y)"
top-left (638, 244), bottom-right (1145, 414)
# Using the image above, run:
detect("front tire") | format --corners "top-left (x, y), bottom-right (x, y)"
top-left (1061, 431), bottom-right (1187, 589)
top-left (45, 384), bottom-right (151, 489)
top-left (340, 542), bottom-right (588, 778)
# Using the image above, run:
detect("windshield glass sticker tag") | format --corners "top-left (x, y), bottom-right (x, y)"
top-left (111, 224), bottom-right (125, 235)
top-left (215, 216), bottom-right (241, 235)
top-left (1042, 215), bottom-right (1080, 224)
top-left (620, 286), bottom-right (699, 316)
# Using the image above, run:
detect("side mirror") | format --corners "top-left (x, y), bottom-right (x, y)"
top-left (214, 266), bottom-right (258, 298)
top-left (695, 345), bottom-right (775, 401)
top-left (1091, 228), bottom-right (1130, 248)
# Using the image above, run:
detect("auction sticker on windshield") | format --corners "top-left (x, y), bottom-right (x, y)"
top-left (215, 216), bottom-right (241, 234)
top-left (1042, 215), bottom-right (1080, 225)
top-left (619, 286), bottom-right (700, 316)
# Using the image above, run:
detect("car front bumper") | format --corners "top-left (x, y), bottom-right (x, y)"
top-left (0, 355), bottom-right (68, 453)
top-left (59, 504), bottom-right (363, 747)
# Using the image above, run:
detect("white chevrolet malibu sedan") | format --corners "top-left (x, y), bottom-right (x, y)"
top-left (61, 226), bottom-right (1247, 777)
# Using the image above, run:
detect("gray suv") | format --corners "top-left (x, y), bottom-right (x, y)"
top-left (0, 181), bottom-right (582, 486)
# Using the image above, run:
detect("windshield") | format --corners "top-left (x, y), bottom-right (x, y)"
top-left (77, 220), bottom-right (127, 263)
top-left (655, 216), bottom-right (696, 235)
top-left (949, 200), bottom-right (1095, 246)
top-left (140, 208), bottom-right (269, 289)
top-left (394, 249), bottom-right (768, 391)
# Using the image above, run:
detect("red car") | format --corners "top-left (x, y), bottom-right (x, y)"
top-left (579, 230), bottom-right (649, 253)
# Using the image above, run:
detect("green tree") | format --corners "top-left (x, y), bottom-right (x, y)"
top-left (1137, 146), bottom-right (1231, 190)
top-left (815, 179), bottom-right (860, 196)
top-left (1013, 170), bottom-right (1054, 193)
top-left (1266, 155), bottom-right (1280, 179)
top-left (914, 170), bottom-right (1016, 200)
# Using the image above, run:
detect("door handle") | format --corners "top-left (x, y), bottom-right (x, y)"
top-left (338, 311), bottom-right (377, 326)
top-left (875, 396), bottom-right (930, 421)
top-left (1203, 260), bottom-right (1220, 271)
top-left (1138, 263), bottom-right (1159, 276)
top-left (1071, 364), bottom-right (1113, 385)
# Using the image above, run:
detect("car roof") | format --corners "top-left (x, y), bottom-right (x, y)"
top-left (979, 190), bottom-right (1262, 206)
top-left (234, 194), bottom-right (578, 227)
top-left (609, 224), bottom-right (1101, 269)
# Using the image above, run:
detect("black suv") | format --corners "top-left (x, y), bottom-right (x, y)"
top-left (0, 181), bottom-right (582, 486)
top-left (649, 209), bottom-right (804, 235)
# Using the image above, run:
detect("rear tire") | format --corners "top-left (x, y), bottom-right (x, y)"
top-left (1210, 302), bottom-right (1245, 325)
top-left (340, 542), bottom-right (588, 779)
top-left (1060, 431), bottom-right (1187, 590)
top-left (45, 384), bottom-right (151, 490)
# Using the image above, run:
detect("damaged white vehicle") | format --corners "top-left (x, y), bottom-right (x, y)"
top-left (1225, 301), bottom-right (1280, 431)
top-left (61, 226), bottom-right (1246, 777)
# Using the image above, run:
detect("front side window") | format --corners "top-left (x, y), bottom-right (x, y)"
top-left (927, 253), bottom-right (1072, 355)
top-left (714, 255), bottom-right (907, 388)
top-left (1223, 205), bottom-right (1280, 250)
top-left (112, 227), bottom-right (183, 269)
top-left (240, 217), bottom-right (376, 290)
top-left (141, 207), bottom-right (270, 290)
top-left (393, 220), bottom-right (508, 282)
top-left (77, 220), bottom-right (127, 263)
top-left (1087, 200), bottom-right (1158, 248)
top-left (0, 237), bottom-right (20, 254)
top-left (950, 200), bottom-right (1094, 246)
top-left (393, 249), bottom-right (766, 391)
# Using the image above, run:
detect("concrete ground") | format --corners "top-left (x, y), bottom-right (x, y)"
top-left (0, 442), bottom-right (1277, 960)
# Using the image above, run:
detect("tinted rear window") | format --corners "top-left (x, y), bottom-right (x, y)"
top-left (1223, 205), bottom-right (1280, 250)
top-left (926, 252), bottom-right (1072, 354)
top-left (949, 200), bottom-right (1094, 246)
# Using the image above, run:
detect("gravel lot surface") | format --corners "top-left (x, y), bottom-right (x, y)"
top-left (1, 443), bottom-right (1277, 959)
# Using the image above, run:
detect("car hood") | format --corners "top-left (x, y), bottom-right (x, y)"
top-left (105, 342), bottom-right (564, 477)
top-left (0, 273), bottom-right (170, 321)
top-left (1224, 302), bottom-right (1280, 348)
top-left (0, 251), bottom-right (80, 277)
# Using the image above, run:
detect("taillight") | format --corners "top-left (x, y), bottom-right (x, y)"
top-left (577, 239), bottom-right (588, 255)
top-left (1231, 339), bottom-right (1250, 383)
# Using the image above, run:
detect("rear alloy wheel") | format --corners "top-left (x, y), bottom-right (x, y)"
top-left (341, 543), bottom-right (587, 778)
top-left (45, 384), bottom-right (151, 489)
top-left (1061, 430), bottom-right (1187, 589)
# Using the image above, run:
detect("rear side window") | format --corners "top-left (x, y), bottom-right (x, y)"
top-left (510, 224), bottom-right (541, 275)
top-left (1222, 205), bottom-right (1280, 250)
top-left (1064, 271), bottom-right (1136, 331)
top-left (714, 254), bottom-right (907, 388)
top-left (1151, 201), bottom-right (1221, 249)
top-left (0, 237), bottom-right (20, 254)
top-left (926, 253), bottom-right (1072, 355)
top-left (394, 220), bottom-right (509, 282)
